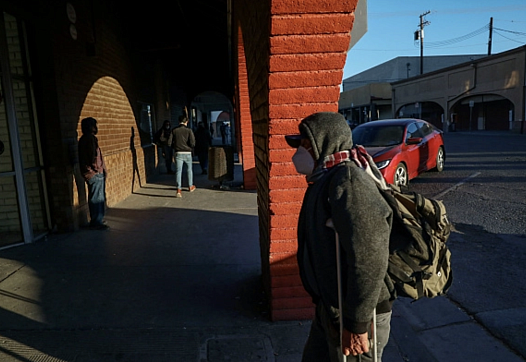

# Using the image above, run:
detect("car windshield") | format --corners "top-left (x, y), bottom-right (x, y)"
top-left (352, 125), bottom-right (405, 147)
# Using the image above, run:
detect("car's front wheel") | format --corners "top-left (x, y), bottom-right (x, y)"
top-left (394, 163), bottom-right (408, 187)
top-left (434, 146), bottom-right (445, 172)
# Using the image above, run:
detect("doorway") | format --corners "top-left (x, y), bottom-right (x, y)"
top-left (0, 12), bottom-right (49, 248)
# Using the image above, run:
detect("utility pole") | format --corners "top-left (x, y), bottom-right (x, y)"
top-left (488, 17), bottom-right (493, 56)
top-left (417, 11), bottom-right (430, 75)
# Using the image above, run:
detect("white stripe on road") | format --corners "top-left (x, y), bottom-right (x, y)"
top-left (433, 172), bottom-right (481, 199)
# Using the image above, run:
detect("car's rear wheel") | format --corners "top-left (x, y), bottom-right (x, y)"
top-left (434, 146), bottom-right (445, 172)
top-left (394, 163), bottom-right (408, 187)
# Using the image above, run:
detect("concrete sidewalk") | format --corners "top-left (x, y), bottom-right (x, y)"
top-left (0, 158), bottom-right (523, 361)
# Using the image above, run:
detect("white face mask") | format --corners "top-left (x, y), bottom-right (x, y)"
top-left (292, 146), bottom-right (315, 176)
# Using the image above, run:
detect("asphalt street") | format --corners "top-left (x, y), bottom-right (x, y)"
top-left (409, 131), bottom-right (526, 359)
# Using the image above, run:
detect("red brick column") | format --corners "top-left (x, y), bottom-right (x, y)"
top-left (267, 0), bottom-right (358, 321)
top-left (235, 25), bottom-right (257, 190)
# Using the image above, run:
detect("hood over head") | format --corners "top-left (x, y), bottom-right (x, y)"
top-left (287, 112), bottom-right (353, 162)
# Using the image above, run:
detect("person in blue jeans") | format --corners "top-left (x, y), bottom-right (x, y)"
top-left (78, 117), bottom-right (109, 230)
top-left (171, 115), bottom-right (196, 198)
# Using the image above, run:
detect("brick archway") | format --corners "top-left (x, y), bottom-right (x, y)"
top-left (76, 76), bottom-right (146, 212)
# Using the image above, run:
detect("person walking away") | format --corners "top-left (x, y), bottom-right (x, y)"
top-left (194, 121), bottom-right (212, 174)
top-left (172, 115), bottom-right (196, 197)
top-left (220, 121), bottom-right (227, 144)
top-left (154, 120), bottom-right (174, 174)
top-left (224, 122), bottom-right (231, 144)
top-left (285, 112), bottom-right (395, 361)
top-left (78, 117), bottom-right (109, 230)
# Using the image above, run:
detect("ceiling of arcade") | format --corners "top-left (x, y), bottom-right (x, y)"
top-left (120, 0), bottom-right (232, 109)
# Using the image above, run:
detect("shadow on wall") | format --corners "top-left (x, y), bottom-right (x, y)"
top-left (73, 76), bottom-right (152, 226)
top-left (130, 127), bottom-right (142, 192)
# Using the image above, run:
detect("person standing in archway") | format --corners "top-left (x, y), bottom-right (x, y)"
top-left (154, 120), bottom-right (174, 174)
top-left (78, 117), bottom-right (109, 230)
top-left (194, 121), bottom-right (212, 175)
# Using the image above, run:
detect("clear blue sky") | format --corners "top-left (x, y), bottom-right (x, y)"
top-left (342, 0), bottom-right (526, 82)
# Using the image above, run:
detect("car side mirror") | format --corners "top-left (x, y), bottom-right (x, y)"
top-left (406, 137), bottom-right (423, 145)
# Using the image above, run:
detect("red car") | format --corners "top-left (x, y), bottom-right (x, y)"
top-left (351, 119), bottom-right (445, 186)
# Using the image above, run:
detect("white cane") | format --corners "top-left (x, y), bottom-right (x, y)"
top-left (327, 219), bottom-right (378, 362)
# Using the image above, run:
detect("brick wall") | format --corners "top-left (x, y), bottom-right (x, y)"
top-left (74, 77), bottom-right (146, 210)
top-left (267, 0), bottom-right (357, 321)
top-left (237, 0), bottom-right (357, 321)
top-left (33, 0), bottom-right (160, 230)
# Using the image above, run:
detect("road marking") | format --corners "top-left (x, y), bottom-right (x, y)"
top-left (434, 172), bottom-right (481, 199)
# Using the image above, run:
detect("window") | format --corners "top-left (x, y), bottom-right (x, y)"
top-left (406, 123), bottom-right (423, 140)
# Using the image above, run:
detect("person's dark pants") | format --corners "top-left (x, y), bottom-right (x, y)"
top-left (196, 149), bottom-right (208, 173)
top-left (162, 145), bottom-right (173, 173)
top-left (87, 173), bottom-right (106, 226)
top-left (302, 303), bottom-right (391, 362)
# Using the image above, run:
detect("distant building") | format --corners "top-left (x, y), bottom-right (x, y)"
top-left (340, 55), bottom-right (485, 126)
top-left (391, 46), bottom-right (526, 133)
top-left (342, 55), bottom-right (485, 91)
top-left (339, 50), bottom-right (526, 133)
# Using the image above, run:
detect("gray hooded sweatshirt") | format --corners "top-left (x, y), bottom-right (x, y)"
top-left (296, 112), bottom-right (395, 334)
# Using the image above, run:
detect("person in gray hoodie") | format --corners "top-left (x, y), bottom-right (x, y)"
top-left (285, 112), bottom-right (395, 361)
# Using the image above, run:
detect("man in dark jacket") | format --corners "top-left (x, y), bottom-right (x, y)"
top-left (78, 117), bottom-right (108, 230)
top-left (172, 115), bottom-right (196, 197)
top-left (285, 112), bottom-right (395, 361)
top-left (153, 120), bottom-right (174, 174)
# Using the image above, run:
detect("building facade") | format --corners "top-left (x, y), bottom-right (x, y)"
top-left (0, 0), bottom-right (363, 321)
top-left (392, 46), bottom-right (526, 133)
top-left (339, 48), bottom-right (526, 133)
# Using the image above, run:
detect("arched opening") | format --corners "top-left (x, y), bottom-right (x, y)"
top-left (396, 101), bottom-right (445, 130)
top-left (190, 91), bottom-right (233, 147)
top-left (76, 76), bottom-right (144, 220)
top-left (450, 94), bottom-right (514, 131)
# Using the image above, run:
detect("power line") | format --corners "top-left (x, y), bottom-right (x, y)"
top-left (417, 23), bottom-right (526, 50)
top-left (347, 23), bottom-right (525, 53)
top-left (493, 27), bottom-right (526, 37)
top-left (493, 30), bottom-right (526, 44)
top-left (422, 24), bottom-right (490, 48)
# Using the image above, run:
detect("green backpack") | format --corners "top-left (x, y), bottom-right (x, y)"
top-left (348, 145), bottom-right (453, 300)
top-left (379, 184), bottom-right (453, 300)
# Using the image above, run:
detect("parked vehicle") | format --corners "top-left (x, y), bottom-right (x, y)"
top-left (352, 119), bottom-right (445, 186)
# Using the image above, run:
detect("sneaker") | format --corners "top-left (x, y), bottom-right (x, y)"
top-left (189, 185), bottom-right (196, 192)
top-left (176, 189), bottom-right (183, 198)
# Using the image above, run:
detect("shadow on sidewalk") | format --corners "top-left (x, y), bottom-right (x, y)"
top-left (0, 162), bottom-right (267, 360)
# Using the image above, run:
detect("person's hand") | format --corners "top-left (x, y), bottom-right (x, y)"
top-left (341, 328), bottom-right (369, 356)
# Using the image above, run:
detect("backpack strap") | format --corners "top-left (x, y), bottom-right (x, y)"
top-left (389, 249), bottom-right (433, 300)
